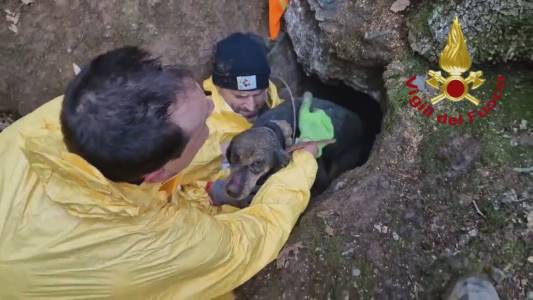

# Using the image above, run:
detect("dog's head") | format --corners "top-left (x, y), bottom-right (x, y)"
top-left (224, 121), bottom-right (293, 201)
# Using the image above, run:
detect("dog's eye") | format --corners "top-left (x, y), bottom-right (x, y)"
top-left (250, 161), bottom-right (264, 173)
top-left (230, 153), bottom-right (239, 163)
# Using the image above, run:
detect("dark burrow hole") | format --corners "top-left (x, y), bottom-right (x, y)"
top-left (264, 34), bottom-right (383, 200)
top-left (273, 74), bottom-right (383, 166)
top-left (268, 72), bottom-right (383, 204)
top-left (300, 75), bottom-right (383, 139)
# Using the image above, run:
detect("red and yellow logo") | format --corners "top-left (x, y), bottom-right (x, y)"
top-left (405, 16), bottom-right (506, 126)
top-left (426, 17), bottom-right (485, 106)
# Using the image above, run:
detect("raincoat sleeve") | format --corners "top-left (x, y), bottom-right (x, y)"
top-left (176, 78), bottom-right (284, 214)
top-left (116, 150), bottom-right (317, 299)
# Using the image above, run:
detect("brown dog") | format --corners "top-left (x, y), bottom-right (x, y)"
top-left (220, 96), bottom-right (373, 207)
top-left (224, 123), bottom-right (292, 203)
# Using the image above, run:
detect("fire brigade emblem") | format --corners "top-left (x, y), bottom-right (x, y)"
top-left (426, 17), bottom-right (485, 105)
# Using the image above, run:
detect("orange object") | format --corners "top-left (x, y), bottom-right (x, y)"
top-left (269, 0), bottom-right (289, 40)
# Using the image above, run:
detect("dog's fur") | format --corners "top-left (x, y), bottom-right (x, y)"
top-left (222, 97), bottom-right (374, 207)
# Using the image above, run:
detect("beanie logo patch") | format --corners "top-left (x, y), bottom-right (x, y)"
top-left (237, 75), bottom-right (257, 90)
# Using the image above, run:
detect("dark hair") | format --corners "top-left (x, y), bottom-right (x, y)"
top-left (61, 46), bottom-right (192, 183)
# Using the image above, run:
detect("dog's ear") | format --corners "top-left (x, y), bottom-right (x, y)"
top-left (270, 120), bottom-right (293, 147)
top-left (225, 140), bottom-right (234, 163)
top-left (274, 149), bottom-right (291, 168)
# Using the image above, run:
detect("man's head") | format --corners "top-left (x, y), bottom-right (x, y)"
top-left (61, 46), bottom-right (213, 184)
top-left (212, 32), bottom-right (271, 120)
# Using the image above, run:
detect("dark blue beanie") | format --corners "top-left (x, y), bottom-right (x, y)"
top-left (212, 33), bottom-right (270, 91)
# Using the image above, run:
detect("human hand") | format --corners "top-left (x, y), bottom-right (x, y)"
top-left (298, 92), bottom-right (334, 157)
top-left (287, 139), bottom-right (336, 158)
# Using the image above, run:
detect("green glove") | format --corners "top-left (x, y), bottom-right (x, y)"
top-left (298, 92), bottom-right (334, 157)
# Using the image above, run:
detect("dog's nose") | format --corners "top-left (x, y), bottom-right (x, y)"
top-left (225, 185), bottom-right (240, 199)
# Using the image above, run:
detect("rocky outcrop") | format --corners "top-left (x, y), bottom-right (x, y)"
top-left (408, 0), bottom-right (533, 64)
top-left (284, 0), bottom-right (533, 100)
top-left (284, 0), bottom-right (406, 101)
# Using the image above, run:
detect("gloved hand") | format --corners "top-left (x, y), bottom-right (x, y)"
top-left (298, 92), bottom-right (335, 157)
top-left (206, 180), bottom-right (229, 206)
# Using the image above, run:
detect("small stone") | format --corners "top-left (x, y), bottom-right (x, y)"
top-left (352, 267), bottom-right (361, 277)
top-left (373, 223), bottom-right (389, 234)
top-left (498, 189), bottom-right (519, 204)
top-left (521, 278), bottom-right (528, 286)
top-left (72, 63), bottom-right (81, 75)
top-left (342, 248), bottom-right (355, 256)
top-left (393, 232), bottom-right (400, 240)
top-left (5, 12), bottom-right (19, 25)
top-left (325, 224), bottom-right (336, 236)
top-left (390, 0), bottom-right (410, 13)
top-left (8, 23), bottom-right (17, 34)
top-left (520, 119), bottom-right (527, 130)
top-left (468, 228), bottom-right (478, 237)
top-left (334, 181), bottom-right (346, 191)
top-left (528, 256), bottom-right (533, 264)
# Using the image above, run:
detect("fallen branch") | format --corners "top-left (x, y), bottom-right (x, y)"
top-left (472, 200), bottom-right (486, 219)
top-left (513, 166), bottom-right (533, 174)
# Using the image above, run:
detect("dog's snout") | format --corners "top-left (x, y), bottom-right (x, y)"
top-left (225, 174), bottom-right (244, 199)
top-left (225, 186), bottom-right (240, 199)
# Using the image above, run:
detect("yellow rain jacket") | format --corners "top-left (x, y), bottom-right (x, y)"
top-left (174, 77), bottom-right (284, 215)
top-left (0, 96), bottom-right (317, 299)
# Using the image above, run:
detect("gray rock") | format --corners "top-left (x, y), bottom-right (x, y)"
top-left (284, 0), bottom-right (406, 101)
top-left (446, 276), bottom-right (500, 300)
top-left (408, 0), bottom-right (533, 64)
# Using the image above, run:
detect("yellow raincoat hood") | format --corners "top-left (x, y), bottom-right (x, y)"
top-left (15, 98), bottom-right (178, 221)
top-left (0, 95), bottom-right (317, 299)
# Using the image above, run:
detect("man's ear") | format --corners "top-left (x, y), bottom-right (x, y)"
top-left (274, 149), bottom-right (291, 168)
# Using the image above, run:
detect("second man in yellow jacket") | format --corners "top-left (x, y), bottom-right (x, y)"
top-left (178, 33), bottom-right (285, 211)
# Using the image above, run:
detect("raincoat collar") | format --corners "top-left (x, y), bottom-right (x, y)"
top-left (203, 76), bottom-right (283, 114)
top-left (20, 117), bottom-right (180, 220)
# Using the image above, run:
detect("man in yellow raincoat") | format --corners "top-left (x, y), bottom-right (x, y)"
top-left (0, 46), bottom-right (320, 299)
top-left (207, 32), bottom-right (283, 122)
